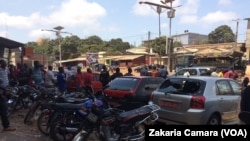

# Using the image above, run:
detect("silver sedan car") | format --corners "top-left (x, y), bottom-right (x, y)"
top-left (151, 76), bottom-right (242, 125)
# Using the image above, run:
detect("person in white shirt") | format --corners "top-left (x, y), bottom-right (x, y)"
top-left (183, 71), bottom-right (190, 77)
top-left (0, 60), bottom-right (9, 89)
top-left (0, 59), bottom-right (16, 131)
top-left (211, 68), bottom-right (218, 77)
top-left (64, 66), bottom-right (73, 81)
top-left (44, 65), bottom-right (55, 88)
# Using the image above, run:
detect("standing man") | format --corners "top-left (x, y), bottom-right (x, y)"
top-left (140, 65), bottom-right (148, 76)
top-left (30, 61), bottom-right (44, 86)
top-left (110, 67), bottom-right (123, 81)
top-left (151, 66), bottom-right (159, 77)
top-left (99, 65), bottom-right (110, 87)
top-left (44, 65), bottom-right (55, 88)
top-left (83, 68), bottom-right (93, 94)
top-left (0, 59), bottom-right (16, 131)
top-left (75, 67), bottom-right (84, 92)
top-left (124, 67), bottom-right (133, 76)
top-left (158, 65), bottom-right (168, 79)
top-left (57, 67), bottom-right (67, 94)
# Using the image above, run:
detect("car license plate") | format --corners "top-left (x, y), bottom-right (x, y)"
top-left (87, 112), bottom-right (98, 123)
top-left (159, 100), bottom-right (179, 109)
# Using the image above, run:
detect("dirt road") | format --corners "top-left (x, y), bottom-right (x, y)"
top-left (0, 109), bottom-right (52, 141)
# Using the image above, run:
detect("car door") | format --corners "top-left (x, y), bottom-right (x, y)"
top-left (216, 80), bottom-right (240, 121)
top-left (228, 80), bottom-right (242, 119)
top-left (91, 73), bottom-right (103, 94)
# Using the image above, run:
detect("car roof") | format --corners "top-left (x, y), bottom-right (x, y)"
top-left (121, 76), bottom-right (164, 79)
top-left (168, 75), bottom-right (231, 80)
top-left (180, 66), bottom-right (216, 69)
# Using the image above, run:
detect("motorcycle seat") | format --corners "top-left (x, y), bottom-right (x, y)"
top-left (118, 105), bottom-right (153, 122)
top-left (53, 103), bottom-right (85, 110)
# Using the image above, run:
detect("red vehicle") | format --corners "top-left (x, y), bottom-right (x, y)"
top-left (104, 76), bottom-right (165, 110)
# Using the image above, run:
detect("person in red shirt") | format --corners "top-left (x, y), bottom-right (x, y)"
top-left (75, 68), bottom-right (84, 91)
top-left (151, 66), bottom-right (159, 77)
top-left (83, 68), bottom-right (93, 94)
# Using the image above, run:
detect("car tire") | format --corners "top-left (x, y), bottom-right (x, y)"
top-left (207, 114), bottom-right (221, 125)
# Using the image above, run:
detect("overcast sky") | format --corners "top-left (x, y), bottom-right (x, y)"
top-left (0, 0), bottom-right (249, 46)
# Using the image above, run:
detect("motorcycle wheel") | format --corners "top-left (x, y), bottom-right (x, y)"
top-left (37, 110), bottom-right (51, 135)
top-left (50, 113), bottom-right (87, 141)
top-left (73, 125), bottom-right (103, 141)
top-left (6, 99), bottom-right (16, 117)
top-left (24, 101), bottom-right (40, 124)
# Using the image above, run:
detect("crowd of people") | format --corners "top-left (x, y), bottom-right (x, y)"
top-left (139, 64), bottom-right (169, 79)
top-left (0, 60), bottom-right (92, 132)
top-left (1, 59), bottom-right (250, 131)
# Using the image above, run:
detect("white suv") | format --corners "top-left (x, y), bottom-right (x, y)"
top-left (173, 66), bottom-right (216, 76)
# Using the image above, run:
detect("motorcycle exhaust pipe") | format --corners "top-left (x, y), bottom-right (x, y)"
top-left (62, 127), bottom-right (79, 132)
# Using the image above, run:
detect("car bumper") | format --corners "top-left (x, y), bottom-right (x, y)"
top-left (157, 109), bottom-right (207, 125)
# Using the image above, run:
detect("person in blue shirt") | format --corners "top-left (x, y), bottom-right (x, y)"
top-left (57, 67), bottom-right (67, 94)
top-left (158, 65), bottom-right (168, 79)
top-left (30, 61), bottom-right (44, 86)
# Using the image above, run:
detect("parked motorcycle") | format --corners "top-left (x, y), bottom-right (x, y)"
top-left (73, 101), bottom-right (160, 141)
top-left (24, 85), bottom-right (58, 124)
top-left (43, 89), bottom-right (108, 141)
top-left (3, 82), bottom-right (35, 117)
top-left (37, 92), bottom-right (90, 136)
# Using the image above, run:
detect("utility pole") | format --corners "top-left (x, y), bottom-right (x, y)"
top-left (232, 18), bottom-right (240, 49)
top-left (139, 1), bottom-right (172, 65)
top-left (148, 31), bottom-right (151, 64)
top-left (161, 0), bottom-right (175, 72)
top-left (41, 26), bottom-right (72, 66)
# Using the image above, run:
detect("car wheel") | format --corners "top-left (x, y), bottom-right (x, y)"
top-left (207, 114), bottom-right (221, 125)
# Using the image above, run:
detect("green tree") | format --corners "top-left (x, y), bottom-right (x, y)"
top-left (61, 35), bottom-right (81, 59)
top-left (208, 25), bottom-right (235, 43)
top-left (82, 35), bottom-right (104, 53)
top-left (151, 36), bottom-right (166, 56)
top-left (105, 38), bottom-right (131, 55)
top-left (173, 41), bottom-right (182, 47)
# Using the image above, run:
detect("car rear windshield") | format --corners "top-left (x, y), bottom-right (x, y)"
top-left (158, 78), bottom-right (206, 95)
top-left (108, 77), bottom-right (139, 90)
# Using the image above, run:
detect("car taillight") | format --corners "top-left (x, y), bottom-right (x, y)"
top-left (190, 95), bottom-right (205, 109)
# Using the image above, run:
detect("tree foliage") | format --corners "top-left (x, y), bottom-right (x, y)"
top-left (24, 24), bottom-right (236, 61)
top-left (208, 25), bottom-right (235, 43)
top-left (26, 35), bottom-right (132, 61)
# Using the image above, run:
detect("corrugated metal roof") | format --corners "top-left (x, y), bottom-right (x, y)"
top-left (0, 37), bottom-right (24, 49)
top-left (60, 57), bottom-right (86, 63)
top-left (111, 55), bottom-right (144, 61)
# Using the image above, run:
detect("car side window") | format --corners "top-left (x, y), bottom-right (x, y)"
top-left (145, 78), bottom-right (158, 90)
top-left (229, 80), bottom-right (241, 95)
top-left (176, 69), bottom-right (186, 75)
top-left (189, 69), bottom-right (197, 75)
top-left (199, 69), bottom-right (207, 75)
top-left (216, 80), bottom-right (233, 95)
top-left (138, 78), bottom-right (162, 96)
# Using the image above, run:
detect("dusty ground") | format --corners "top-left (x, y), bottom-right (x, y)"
top-left (0, 108), bottom-right (53, 141)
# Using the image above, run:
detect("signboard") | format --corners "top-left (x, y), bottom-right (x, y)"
top-left (86, 52), bottom-right (98, 65)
